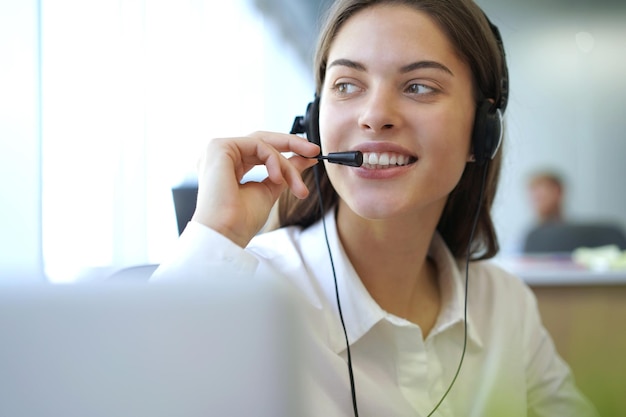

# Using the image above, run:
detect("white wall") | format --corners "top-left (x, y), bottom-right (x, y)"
top-left (0, 0), bottom-right (45, 281)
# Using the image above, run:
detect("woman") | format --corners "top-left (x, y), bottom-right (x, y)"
top-left (153, 0), bottom-right (598, 415)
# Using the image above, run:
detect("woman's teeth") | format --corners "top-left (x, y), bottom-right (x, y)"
top-left (362, 152), bottom-right (416, 169)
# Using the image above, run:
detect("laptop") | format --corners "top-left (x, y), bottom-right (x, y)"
top-left (0, 278), bottom-right (306, 417)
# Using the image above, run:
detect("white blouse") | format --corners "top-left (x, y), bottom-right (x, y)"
top-left (152, 210), bottom-right (598, 417)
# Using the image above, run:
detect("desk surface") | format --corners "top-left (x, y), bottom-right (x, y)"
top-left (494, 255), bottom-right (626, 286)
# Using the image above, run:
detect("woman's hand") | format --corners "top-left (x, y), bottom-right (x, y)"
top-left (191, 132), bottom-right (320, 247)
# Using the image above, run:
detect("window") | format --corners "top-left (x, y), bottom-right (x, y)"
top-left (41, 0), bottom-right (313, 282)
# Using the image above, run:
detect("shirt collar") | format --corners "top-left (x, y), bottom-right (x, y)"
top-left (306, 209), bottom-right (483, 354)
top-left (428, 232), bottom-right (484, 349)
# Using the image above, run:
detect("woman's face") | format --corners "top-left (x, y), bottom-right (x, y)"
top-left (319, 4), bottom-right (476, 222)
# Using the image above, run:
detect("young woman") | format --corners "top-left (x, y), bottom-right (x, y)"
top-left (153, 0), bottom-right (598, 415)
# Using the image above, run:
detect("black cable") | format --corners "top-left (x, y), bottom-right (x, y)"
top-left (313, 165), bottom-right (359, 417)
top-left (426, 161), bottom-right (490, 416)
top-left (314, 161), bottom-right (489, 417)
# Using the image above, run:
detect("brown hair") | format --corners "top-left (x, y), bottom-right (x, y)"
top-left (528, 171), bottom-right (564, 191)
top-left (278, 0), bottom-right (507, 260)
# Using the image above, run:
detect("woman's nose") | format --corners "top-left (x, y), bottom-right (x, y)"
top-left (357, 87), bottom-right (400, 133)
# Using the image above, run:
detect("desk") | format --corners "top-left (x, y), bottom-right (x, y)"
top-left (498, 257), bottom-right (626, 416)
top-left (496, 255), bottom-right (626, 286)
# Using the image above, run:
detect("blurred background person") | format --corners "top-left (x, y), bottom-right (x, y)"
top-left (527, 170), bottom-right (565, 225)
top-left (522, 170), bottom-right (626, 254)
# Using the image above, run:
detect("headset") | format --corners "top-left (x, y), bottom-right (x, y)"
top-left (290, 9), bottom-right (509, 417)
top-left (291, 17), bottom-right (508, 166)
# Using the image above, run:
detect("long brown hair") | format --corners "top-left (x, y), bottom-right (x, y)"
top-left (278, 0), bottom-right (507, 260)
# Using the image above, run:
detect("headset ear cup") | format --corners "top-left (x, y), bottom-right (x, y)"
top-left (472, 100), bottom-right (503, 164)
top-left (304, 95), bottom-right (321, 147)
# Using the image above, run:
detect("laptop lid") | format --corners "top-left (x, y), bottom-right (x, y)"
top-left (0, 279), bottom-right (305, 417)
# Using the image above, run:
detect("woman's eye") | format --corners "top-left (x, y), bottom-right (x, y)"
top-left (406, 83), bottom-right (434, 95)
top-left (334, 82), bottom-right (360, 95)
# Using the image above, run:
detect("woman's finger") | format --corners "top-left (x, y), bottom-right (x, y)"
top-left (248, 131), bottom-right (320, 158)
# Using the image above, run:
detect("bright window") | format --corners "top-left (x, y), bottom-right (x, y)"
top-left (41, 0), bottom-right (313, 282)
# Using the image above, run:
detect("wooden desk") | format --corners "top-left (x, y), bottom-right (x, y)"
top-left (498, 257), bottom-right (626, 416)
top-left (532, 284), bottom-right (626, 417)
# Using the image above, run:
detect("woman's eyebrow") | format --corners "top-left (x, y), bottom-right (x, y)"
top-left (327, 58), bottom-right (367, 71)
top-left (401, 60), bottom-right (454, 76)
top-left (327, 58), bottom-right (453, 76)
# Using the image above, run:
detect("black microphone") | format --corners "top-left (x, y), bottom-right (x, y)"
top-left (315, 151), bottom-right (363, 167)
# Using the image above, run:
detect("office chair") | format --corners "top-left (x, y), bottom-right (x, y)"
top-left (523, 222), bottom-right (626, 253)
top-left (172, 184), bottom-right (198, 235)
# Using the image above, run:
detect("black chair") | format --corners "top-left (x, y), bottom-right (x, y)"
top-left (172, 184), bottom-right (198, 235)
top-left (523, 222), bottom-right (626, 253)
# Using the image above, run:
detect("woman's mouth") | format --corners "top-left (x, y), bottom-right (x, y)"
top-left (361, 151), bottom-right (418, 169)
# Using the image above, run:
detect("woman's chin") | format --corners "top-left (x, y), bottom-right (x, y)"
top-left (341, 197), bottom-right (411, 221)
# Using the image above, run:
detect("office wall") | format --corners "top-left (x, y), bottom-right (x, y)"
top-left (0, 0), bottom-right (44, 281)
